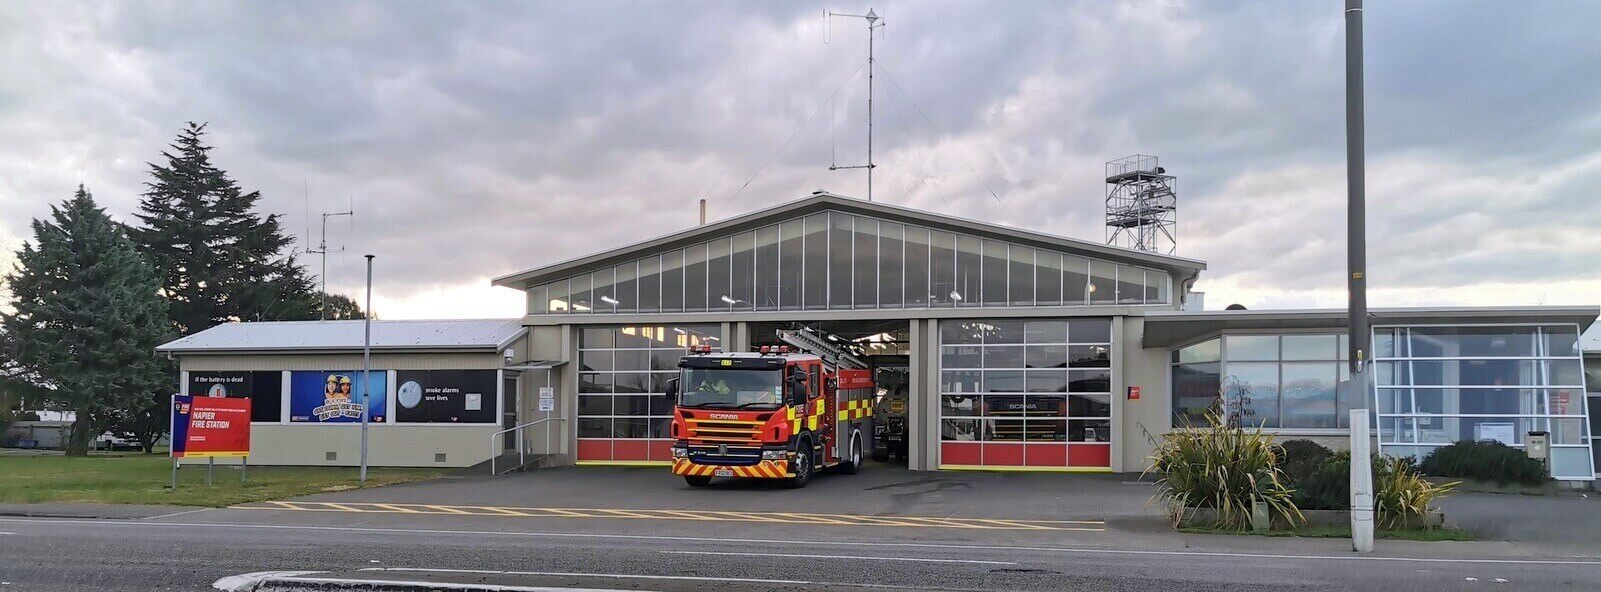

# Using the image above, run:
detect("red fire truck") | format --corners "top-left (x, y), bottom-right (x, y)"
top-left (667, 344), bottom-right (875, 488)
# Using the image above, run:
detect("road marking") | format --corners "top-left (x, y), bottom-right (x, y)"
top-left (143, 508), bottom-right (210, 521)
top-left (223, 501), bottom-right (1103, 531)
top-left (360, 567), bottom-right (814, 586)
top-left (6, 517), bottom-right (1599, 567)
top-left (212, 570), bottom-right (324, 591)
top-left (661, 549), bottom-right (1019, 566)
top-left (268, 575), bottom-right (638, 592)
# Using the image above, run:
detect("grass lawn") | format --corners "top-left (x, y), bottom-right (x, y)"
top-left (1179, 524), bottom-right (1475, 542)
top-left (0, 452), bottom-right (451, 507)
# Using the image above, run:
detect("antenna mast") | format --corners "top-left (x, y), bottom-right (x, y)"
top-left (305, 203), bottom-right (354, 320)
top-left (826, 8), bottom-right (884, 201)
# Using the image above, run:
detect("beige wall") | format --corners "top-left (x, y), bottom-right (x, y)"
top-left (1117, 316), bottom-right (1176, 472)
top-left (177, 350), bottom-right (508, 468)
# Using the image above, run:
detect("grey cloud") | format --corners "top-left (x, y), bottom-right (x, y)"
top-left (2, 0), bottom-right (1599, 313)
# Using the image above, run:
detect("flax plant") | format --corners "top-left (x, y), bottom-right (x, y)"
top-left (1146, 410), bottom-right (1303, 530)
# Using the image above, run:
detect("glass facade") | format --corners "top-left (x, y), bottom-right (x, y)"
top-left (1375, 324), bottom-right (1593, 480)
top-left (531, 211), bottom-right (1171, 314)
top-left (1171, 333), bottom-right (1351, 429)
top-left (576, 324), bottom-right (721, 463)
top-left (938, 318), bottom-right (1114, 469)
top-left (1587, 363), bottom-right (1601, 476)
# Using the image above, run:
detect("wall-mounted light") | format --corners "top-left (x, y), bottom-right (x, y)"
top-left (950, 291), bottom-right (964, 301)
top-left (600, 295), bottom-right (620, 306)
top-left (719, 295), bottom-right (738, 305)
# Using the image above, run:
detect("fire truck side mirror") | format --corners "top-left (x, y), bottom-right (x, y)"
top-left (787, 369), bottom-right (808, 406)
top-left (663, 377), bottom-right (679, 400)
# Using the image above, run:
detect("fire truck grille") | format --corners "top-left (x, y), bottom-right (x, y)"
top-left (686, 444), bottom-right (762, 466)
top-left (684, 418), bottom-right (764, 444)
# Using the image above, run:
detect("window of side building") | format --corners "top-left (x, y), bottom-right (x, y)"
top-left (1170, 333), bottom-right (1349, 430)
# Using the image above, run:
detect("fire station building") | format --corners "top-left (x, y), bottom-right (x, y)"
top-left (157, 192), bottom-right (1601, 483)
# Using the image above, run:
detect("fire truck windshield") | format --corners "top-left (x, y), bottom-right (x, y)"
top-left (678, 368), bottom-right (785, 409)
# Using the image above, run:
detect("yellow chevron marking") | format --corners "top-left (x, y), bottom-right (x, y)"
top-left (227, 502), bottom-right (1106, 532)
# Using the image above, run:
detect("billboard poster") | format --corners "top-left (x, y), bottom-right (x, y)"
top-left (395, 370), bottom-right (497, 423)
top-left (189, 371), bottom-right (252, 398)
top-left (289, 371), bottom-right (387, 423)
top-left (170, 395), bottom-right (251, 457)
top-left (187, 371), bottom-right (284, 422)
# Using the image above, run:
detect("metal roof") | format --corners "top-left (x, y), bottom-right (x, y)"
top-left (156, 318), bottom-right (527, 354)
top-left (1141, 306), bottom-right (1601, 349)
top-left (490, 191), bottom-right (1208, 291)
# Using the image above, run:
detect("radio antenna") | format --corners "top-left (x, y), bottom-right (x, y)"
top-left (825, 8), bottom-right (884, 201)
top-left (305, 202), bottom-right (354, 320)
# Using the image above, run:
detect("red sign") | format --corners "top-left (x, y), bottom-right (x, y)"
top-left (1127, 386), bottom-right (1141, 400)
top-left (835, 369), bottom-right (875, 390)
top-left (171, 395), bottom-right (251, 458)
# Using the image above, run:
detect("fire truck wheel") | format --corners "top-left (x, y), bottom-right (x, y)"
top-left (839, 432), bottom-right (862, 474)
top-left (786, 437), bottom-right (813, 488)
top-left (871, 447), bottom-right (890, 462)
top-left (684, 475), bottom-right (712, 487)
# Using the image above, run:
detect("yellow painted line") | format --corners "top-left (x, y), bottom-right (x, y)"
top-left (224, 502), bottom-right (1097, 531)
top-left (771, 512), bottom-right (858, 524)
top-left (593, 509), bottom-right (656, 519)
top-left (480, 507), bottom-right (535, 517)
top-left (706, 511), bottom-right (785, 523)
top-left (539, 507), bottom-right (596, 518)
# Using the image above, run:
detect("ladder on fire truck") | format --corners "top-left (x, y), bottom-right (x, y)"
top-left (777, 328), bottom-right (869, 370)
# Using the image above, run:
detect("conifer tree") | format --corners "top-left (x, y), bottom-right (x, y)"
top-left (0, 187), bottom-right (172, 455)
top-left (130, 122), bottom-right (319, 335)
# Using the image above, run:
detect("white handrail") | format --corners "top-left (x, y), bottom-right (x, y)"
top-left (490, 417), bottom-right (567, 475)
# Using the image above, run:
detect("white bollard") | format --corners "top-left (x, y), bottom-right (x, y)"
top-left (1350, 408), bottom-right (1375, 553)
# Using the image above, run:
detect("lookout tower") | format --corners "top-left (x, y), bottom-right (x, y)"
top-left (1104, 154), bottom-right (1178, 254)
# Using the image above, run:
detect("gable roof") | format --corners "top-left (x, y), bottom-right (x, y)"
top-left (491, 191), bottom-right (1207, 291)
top-left (156, 318), bottom-right (526, 354)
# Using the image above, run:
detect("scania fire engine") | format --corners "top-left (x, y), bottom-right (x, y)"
top-left (667, 343), bottom-right (874, 488)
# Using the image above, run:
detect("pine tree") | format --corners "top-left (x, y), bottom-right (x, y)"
top-left (0, 187), bottom-right (172, 455)
top-left (130, 122), bottom-right (319, 336)
top-left (319, 292), bottom-right (368, 320)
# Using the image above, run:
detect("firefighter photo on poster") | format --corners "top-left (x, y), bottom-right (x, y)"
top-left (394, 370), bottom-right (497, 423)
top-left (289, 371), bottom-right (387, 423)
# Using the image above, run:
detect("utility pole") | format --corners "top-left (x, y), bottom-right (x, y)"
top-left (827, 8), bottom-right (884, 201)
top-left (306, 207), bottom-right (353, 320)
top-left (1345, 0), bottom-right (1374, 554)
top-left (360, 254), bottom-right (374, 484)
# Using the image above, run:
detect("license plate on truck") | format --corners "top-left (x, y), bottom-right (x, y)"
top-left (714, 469), bottom-right (733, 477)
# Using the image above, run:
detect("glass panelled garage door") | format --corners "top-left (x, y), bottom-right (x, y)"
top-left (577, 324), bottom-right (721, 464)
top-left (939, 319), bottom-right (1113, 470)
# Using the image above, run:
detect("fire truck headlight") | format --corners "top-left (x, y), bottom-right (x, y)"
top-left (671, 447), bottom-right (688, 459)
top-left (761, 449), bottom-right (787, 460)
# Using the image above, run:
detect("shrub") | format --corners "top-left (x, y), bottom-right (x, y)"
top-left (1419, 441), bottom-right (1548, 486)
top-left (1283, 451), bottom-right (1459, 526)
top-left (1374, 456), bottom-right (1459, 529)
top-left (1291, 451), bottom-right (1351, 510)
top-left (1278, 439), bottom-right (1335, 484)
top-left (1146, 410), bottom-right (1302, 530)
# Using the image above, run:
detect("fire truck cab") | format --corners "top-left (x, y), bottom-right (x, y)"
top-left (667, 345), bottom-right (874, 488)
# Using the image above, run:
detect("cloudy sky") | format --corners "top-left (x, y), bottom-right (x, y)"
top-left (2, 1), bottom-right (1598, 319)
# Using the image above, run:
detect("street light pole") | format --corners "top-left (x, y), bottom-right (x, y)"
top-left (1345, 0), bottom-right (1375, 554)
top-left (360, 254), bottom-right (374, 484)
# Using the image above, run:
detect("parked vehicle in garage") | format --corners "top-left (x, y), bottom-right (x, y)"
top-left (667, 344), bottom-right (874, 488)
